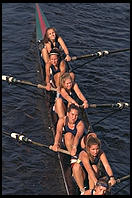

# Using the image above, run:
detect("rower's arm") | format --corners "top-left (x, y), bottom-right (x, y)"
top-left (73, 121), bottom-right (84, 147)
top-left (58, 37), bottom-right (70, 57)
top-left (80, 151), bottom-right (98, 185)
top-left (73, 83), bottom-right (88, 108)
top-left (100, 152), bottom-right (114, 176)
top-left (61, 88), bottom-right (79, 106)
top-left (45, 62), bottom-right (51, 85)
top-left (71, 121), bottom-right (84, 156)
top-left (100, 152), bottom-right (116, 186)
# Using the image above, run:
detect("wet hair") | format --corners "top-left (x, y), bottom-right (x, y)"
top-left (60, 72), bottom-right (74, 89)
top-left (43, 27), bottom-right (59, 43)
top-left (67, 103), bottom-right (80, 113)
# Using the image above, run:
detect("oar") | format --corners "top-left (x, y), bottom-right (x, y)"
top-left (71, 48), bottom-right (130, 61)
top-left (116, 174), bottom-right (130, 184)
top-left (112, 175), bottom-right (130, 195)
top-left (2, 75), bottom-right (57, 92)
top-left (3, 131), bottom-right (70, 156)
top-left (108, 174), bottom-right (130, 194)
top-left (80, 102), bottom-right (129, 109)
top-left (88, 102), bottom-right (129, 109)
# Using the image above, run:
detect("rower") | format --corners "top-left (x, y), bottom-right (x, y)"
top-left (50, 104), bottom-right (85, 156)
top-left (45, 50), bottom-right (74, 91)
top-left (72, 135), bottom-right (116, 194)
top-left (84, 177), bottom-right (110, 195)
top-left (54, 72), bottom-right (88, 118)
top-left (41, 27), bottom-right (71, 63)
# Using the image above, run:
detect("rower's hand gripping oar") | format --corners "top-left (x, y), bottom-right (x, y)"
top-left (4, 132), bottom-right (70, 156)
top-left (71, 48), bottom-right (130, 61)
top-left (108, 174), bottom-right (130, 190)
top-left (2, 75), bottom-right (57, 92)
top-left (116, 174), bottom-right (130, 184)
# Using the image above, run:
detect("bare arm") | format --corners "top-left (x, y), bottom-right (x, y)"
top-left (71, 121), bottom-right (84, 156)
top-left (100, 152), bottom-right (116, 186)
top-left (79, 151), bottom-right (98, 185)
top-left (73, 83), bottom-right (88, 108)
top-left (60, 88), bottom-right (79, 106)
top-left (58, 37), bottom-right (71, 61)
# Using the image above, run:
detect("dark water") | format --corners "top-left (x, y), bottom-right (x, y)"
top-left (2, 3), bottom-right (130, 195)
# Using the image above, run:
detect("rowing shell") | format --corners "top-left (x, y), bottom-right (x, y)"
top-left (35, 3), bottom-right (99, 195)
top-left (35, 3), bottom-right (76, 195)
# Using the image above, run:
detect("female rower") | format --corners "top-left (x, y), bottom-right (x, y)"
top-left (54, 73), bottom-right (88, 118)
top-left (45, 50), bottom-right (74, 91)
top-left (81, 132), bottom-right (97, 149)
top-left (72, 136), bottom-right (116, 194)
top-left (83, 177), bottom-right (110, 195)
top-left (41, 27), bottom-right (71, 63)
top-left (51, 104), bottom-right (85, 156)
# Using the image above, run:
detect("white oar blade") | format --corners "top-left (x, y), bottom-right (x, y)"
top-left (2, 75), bottom-right (8, 81)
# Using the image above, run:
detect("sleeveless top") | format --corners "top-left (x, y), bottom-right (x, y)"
top-left (63, 117), bottom-right (81, 136)
top-left (49, 37), bottom-right (61, 51)
top-left (50, 60), bottom-right (61, 76)
top-left (79, 149), bottom-right (103, 167)
top-left (59, 87), bottom-right (83, 107)
top-left (89, 154), bottom-right (101, 166)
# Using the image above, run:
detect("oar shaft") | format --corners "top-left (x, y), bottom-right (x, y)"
top-left (109, 48), bottom-right (130, 55)
top-left (89, 102), bottom-right (129, 109)
top-left (3, 132), bottom-right (70, 155)
top-left (71, 48), bottom-right (130, 61)
top-left (116, 175), bottom-right (130, 183)
top-left (2, 75), bottom-right (56, 91)
top-left (89, 104), bottom-right (115, 108)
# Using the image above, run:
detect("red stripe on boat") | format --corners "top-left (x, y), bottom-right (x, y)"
top-left (36, 4), bottom-right (47, 38)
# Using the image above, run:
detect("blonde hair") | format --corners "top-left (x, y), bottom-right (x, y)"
top-left (60, 72), bottom-right (73, 89)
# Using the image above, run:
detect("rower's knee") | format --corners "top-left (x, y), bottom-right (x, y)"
top-left (72, 163), bottom-right (81, 175)
top-left (70, 72), bottom-right (75, 81)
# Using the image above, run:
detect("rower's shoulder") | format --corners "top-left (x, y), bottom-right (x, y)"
top-left (79, 149), bottom-right (87, 159)
top-left (58, 36), bottom-right (63, 42)
top-left (77, 119), bottom-right (84, 127)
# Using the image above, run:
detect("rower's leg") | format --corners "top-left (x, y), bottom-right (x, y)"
top-left (70, 72), bottom-right (75, 82)
top-left (54, 73), bottom-right (60, 88)
top-left (41, 48), bottom-right (49, 64)
top-left (72, 163), bottom-right (85, 191)
top-left (55, 98), bottom-right (66, 118)
top-left (64, 132), bottom-right (74, 152)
